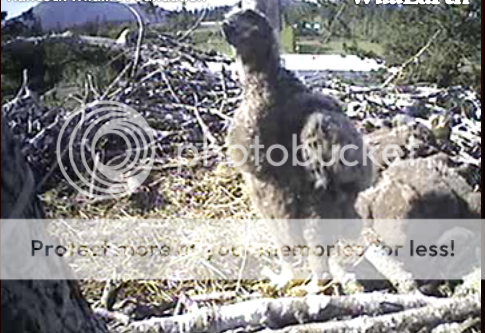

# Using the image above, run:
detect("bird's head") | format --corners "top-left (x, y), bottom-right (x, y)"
top-left (223, 9), bottom-right (279, 72)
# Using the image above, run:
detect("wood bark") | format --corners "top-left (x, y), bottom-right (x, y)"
top-left (129, 293), bottom-right (460, 333)
top-left (1, 33), bottom-right (126, 55)
top-left (1, 116), bottom-right (107, 333)
top-left (242, 0), bottom-right (281, 32)
top-left (259, 295), bottom-right (480, 333)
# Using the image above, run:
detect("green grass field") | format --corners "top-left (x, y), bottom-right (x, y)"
top-left (297, 37), bottom-right (384, 56)
top-left (190, 25), bottom-right (384, 57)
top-left (191, 25), bottom-right (233, 55)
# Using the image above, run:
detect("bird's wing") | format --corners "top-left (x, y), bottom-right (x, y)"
top-left (300, 111), bottom-right (373, 193)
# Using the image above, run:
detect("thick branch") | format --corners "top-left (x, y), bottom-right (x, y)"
top-left (2, 33), bottom-right (126, 54)
top-left (364, 244), bottom-right (419, 294)
top-left (129, 293), bottom-right (454, 333)
top-left (260, 295), bottom-right (480, 333)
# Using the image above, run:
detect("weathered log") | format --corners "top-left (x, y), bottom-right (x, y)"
top-left (1, 33), bottom-right (126, 54)
top-left (129, 293), bottom-right (455, 333)
top-left (258, 295), bottom-right (480, 333)
top-left (364, 245), bottom-right (419, 294)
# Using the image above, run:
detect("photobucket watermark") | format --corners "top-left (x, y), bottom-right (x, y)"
top-left (56, 101), bottom-right (155, 200)
top-left (174, 132), bottom-right (406, 172)
top-left (56, 102), bottom-right (409, 198)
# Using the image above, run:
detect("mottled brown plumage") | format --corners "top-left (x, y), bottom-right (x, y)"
top-left (223, 10), bottom-right (373, 288)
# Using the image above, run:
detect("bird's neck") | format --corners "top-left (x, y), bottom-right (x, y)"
top-left (237, 52), bottom-right (281, 98)
top-left (237, 55), bottom-right (306, 111)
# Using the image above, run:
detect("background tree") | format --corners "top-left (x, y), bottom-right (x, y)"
top-left (382, 2), bottom-right (481, 91)
top-left (312, 1), bottom-right (481, 94)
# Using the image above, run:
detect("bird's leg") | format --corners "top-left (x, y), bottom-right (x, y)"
top-left (301, 219), bottom-right (333, 294)
top-left (304, 272), bottom-right (331, 295)
top-left (262, 256), bottom-right (295, 291)
top-left (304, 253), bottom-right (332, 295)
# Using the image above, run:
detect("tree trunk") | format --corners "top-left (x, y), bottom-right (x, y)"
top-left (1, 116), bottom-right (107, 333)
top-left (242, 0), bottom-right (281, 33)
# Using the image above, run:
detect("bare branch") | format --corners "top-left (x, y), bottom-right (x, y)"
top-left (260, 295), bottom-right (480, 333)
top-left (129, 293), bottom-right (456, 333)
top-left (381, 29), bottom-right (443, 89)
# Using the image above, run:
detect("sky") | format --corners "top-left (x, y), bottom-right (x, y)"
top-left (1, 0), bottom-right (240, 19)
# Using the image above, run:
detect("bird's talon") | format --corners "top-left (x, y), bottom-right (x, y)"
top-left (304, 273), bottom-right (332, 295)
top-left (262, 267), bottom-right (293, 291)
top-left (303, 282), bottom-right (322, 295)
